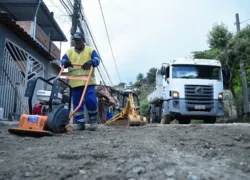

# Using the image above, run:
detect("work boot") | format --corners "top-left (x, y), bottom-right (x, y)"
top-left (89, 116), bottom-right (98, 131)
top-left (72, 123), bottom-right (85, 131)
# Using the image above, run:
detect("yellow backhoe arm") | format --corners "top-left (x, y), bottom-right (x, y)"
top-left (105, 93), bottom-right (146, 127)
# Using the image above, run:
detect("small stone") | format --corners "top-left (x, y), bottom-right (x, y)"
top-left (34, 171), bottom-right (40, 177)
top-left (166, 178), bottom-right (176, 180)
top-left (235, 135), bottom-right (243, 141)
top-left (165, 169), bottom-right (175, 177)
top-left (24, 172), bottom-right (31, 177)
top-left (117, 159), bottom-right (125, 164)
top-left (0, 159), bottom-right (4, 163)
top-left (27, 148), bottom-right (32, 151)
top-left (201, 152), bottom-right (207, 157)
top-left (96, 172), bottom-right (119, 180)
top-left (79, 169), bottom-right (86, 174)
top-left (203, 143), bottom-right (210, 149)
top-left (243, 165), bottom-right (250, 172)
top-left (132, 166), bottom-right (145, 174)
top-left (243, 145), bottom-right (250, 149)
top-left (187, 174), bottom-right (198, 180)
top-left (240, 162), bottom-right (245, 166)
top-left (116, 167), bottom-right (122, 172)
top-left (225, 143), bottom-right (234, 147)
top-left (179, 142), bottom-right (185, 146)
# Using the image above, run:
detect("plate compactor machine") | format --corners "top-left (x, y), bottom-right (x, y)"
top-left (8, 64), bottom-right (93, 137)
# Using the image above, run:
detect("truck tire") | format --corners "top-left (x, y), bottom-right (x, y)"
top-left (156, 106), bottom-right (161, 123)
top-left (161, 115), bottom-right (171, 124)
top-left (160, 103), bottom-right (170, 124)
top-left (150, 108), bottom-right (157, 123)
top-left (178, 117), bottom-right (191, 124)
top-left (203, 117), bottom-right (216, 124)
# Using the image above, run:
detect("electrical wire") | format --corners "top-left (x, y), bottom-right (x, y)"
top-left (60, 0), bottom-right (73, 15)
top-left (98, 0), bottom-right (122, 83)
top-left (66, 0), bottom-right (73, 8)
top-left (241, 18), bottom-right (250, 24)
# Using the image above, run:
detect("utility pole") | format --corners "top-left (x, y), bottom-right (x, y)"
top-left (70, 0), bottom-right (81, 46)
top-left (235, 13), bottom-right (250, 118)
top-left (235, 13), bottom-right (241, 33)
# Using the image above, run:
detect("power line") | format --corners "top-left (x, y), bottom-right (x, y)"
top-left (98, 0), bottom-right (122, 83)
top-left (59, 0), bottom-right (73, 16)
top-left (240, 18), bottom-right (250, 24)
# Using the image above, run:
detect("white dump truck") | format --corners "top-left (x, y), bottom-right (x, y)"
top-left (147, 58), bottom-right (224, 124)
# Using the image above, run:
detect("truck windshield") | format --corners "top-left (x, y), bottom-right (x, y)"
top-left (172, 65), bottom-right (221, 80)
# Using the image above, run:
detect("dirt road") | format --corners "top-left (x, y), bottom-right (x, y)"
top-left (0, 122), bottom-right (250, 180)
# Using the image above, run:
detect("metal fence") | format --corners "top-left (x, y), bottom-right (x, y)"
top-left (0, 39), bottom-right (44, 119)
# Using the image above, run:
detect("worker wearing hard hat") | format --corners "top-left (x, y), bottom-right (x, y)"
top-left (61, 32), bottom-right (100, 131)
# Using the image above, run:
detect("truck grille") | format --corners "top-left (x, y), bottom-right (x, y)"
top-left (185, 85), bottom-right (213, 111)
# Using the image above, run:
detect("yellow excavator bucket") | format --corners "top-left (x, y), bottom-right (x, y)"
top-left (105, 93), bottom-right (146, 127)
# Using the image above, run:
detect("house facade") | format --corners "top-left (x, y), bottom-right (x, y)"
top-left (0, 0), bottom-right (67, 120)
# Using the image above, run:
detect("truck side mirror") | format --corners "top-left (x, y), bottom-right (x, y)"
top-left (160, 66), bottom-right (166, 76)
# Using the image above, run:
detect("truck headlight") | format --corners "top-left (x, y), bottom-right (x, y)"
top-left (218, 93), bottom-right (223, 100)
top-left (173, 91), bottom-right (179, 98)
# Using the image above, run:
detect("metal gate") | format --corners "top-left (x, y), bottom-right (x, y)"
top-left (0, 39), bottom-right (45, 119)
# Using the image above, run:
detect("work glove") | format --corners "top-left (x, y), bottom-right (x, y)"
top-left (81, 60), bottom-right (93, 70)
top-left (64, 60), bottom-right (73, 68)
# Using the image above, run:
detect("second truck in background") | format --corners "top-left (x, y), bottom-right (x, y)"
top-left (147, 58), bottom-right (224, 124)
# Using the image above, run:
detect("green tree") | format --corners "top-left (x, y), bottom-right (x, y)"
top-left (206, 24), bottom-right (250, 117)
top-left (133, 81), bottom-right (142, 88)
top-left (117, 82), bottom-right (126, 89)
top-left (227, 26), bottom-right (250, 115)
top-left (146, 68), bottom-right (157, 84)
top-left (136, 73), bottom-right (144, 82)
top-left (207, 23), bottom-right (233, 50)
top-left (192, 49), bottom-right (220, 59)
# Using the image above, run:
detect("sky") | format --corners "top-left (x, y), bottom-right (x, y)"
top-left (44, 0), bottom-right (250, 85)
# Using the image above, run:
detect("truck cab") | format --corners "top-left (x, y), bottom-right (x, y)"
top-left (147, 58), bottom-right (224, 124)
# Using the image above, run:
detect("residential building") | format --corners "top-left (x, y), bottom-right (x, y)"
top-left (0, 0), bottom-right (67, 120)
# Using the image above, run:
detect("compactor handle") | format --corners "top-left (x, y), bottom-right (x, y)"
top-left (58, 64), bottom-right (93, 81)
top-left (51, 64), bottom-right (94, 134)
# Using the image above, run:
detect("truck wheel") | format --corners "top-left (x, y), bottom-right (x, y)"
top-left (160, 105), bottom-right (170, 124)
top-left (203, 117), bottom-right (216, 124)
top-left (178, 117), bottom-right (191, 124)
top-left (156, 115), bottom-right (161, 123)
top-left (150, 108), bottom-right (156, 123)
top-left (154, 106), bottom-right (161, 123)
top-left (150, 113), bottom-right (156, 123)
top-left (161, 115), bottom-right (171, 124)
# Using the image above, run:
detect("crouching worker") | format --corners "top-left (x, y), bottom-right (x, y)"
top-left (61, 32), bottom-right (100, 131)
